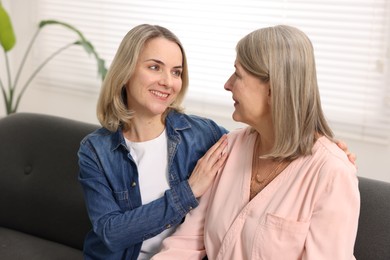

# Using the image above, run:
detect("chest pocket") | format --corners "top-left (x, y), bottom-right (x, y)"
top-left (113, 190), bottom-right (131, 210)
top-left (253, 213), bottom-right (310, 260)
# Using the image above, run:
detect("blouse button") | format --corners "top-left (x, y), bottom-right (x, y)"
top-left (131, 181), bottom-right (137, 187)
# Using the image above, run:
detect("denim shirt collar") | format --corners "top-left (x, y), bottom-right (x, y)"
top-left (165, 110), bottom-right (192, 137)
top-left (109, 110), bottom-right (191, 152)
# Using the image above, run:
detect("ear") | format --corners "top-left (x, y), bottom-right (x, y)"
top-left (121, 85), bottom-right (128, 106)
top-left (267, 84), bottom-right (272, 105)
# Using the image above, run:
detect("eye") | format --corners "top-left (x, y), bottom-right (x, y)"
top-left (172, 69), bottom-right (182, 77)
top-left (149, 65), bottom-right (160, 71)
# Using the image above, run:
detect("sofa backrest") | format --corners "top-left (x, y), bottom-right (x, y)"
top-left (1, 113), bottom-right (390, 257)
top-left (0, 113), bottom-right (98, 250)
top-left (354, 176), bottom-right (390, 260)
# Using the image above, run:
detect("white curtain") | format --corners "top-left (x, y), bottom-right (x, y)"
top-left (32, 0), bottom-right (390, 143)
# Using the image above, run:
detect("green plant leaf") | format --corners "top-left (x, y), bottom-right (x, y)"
top-left (97, 58), bottom-right (108, 81)
top-left (39, 20), bottom-right (89, 50)
top-left (75, 40), bottom-right (107, 80)
top-left (1, 17), bottom-right (108, 115)
top-left (39, 20), bottom-right (107, 80)
top-left (0, 3), bottom-right (16, 52)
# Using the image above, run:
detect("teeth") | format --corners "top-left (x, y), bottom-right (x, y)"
top-left (150, 90), bottom-right (168, 98)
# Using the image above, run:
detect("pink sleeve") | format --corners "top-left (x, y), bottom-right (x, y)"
top-left (303, 164), bottom-right (360, 260)
top-left (152, 186), bottom-right (212, 260)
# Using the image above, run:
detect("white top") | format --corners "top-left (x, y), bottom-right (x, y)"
top-left (125, 129), bottom-right (176, 259)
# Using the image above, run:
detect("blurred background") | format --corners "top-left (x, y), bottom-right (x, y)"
top-left (1, 0), bottom-right (389, 182)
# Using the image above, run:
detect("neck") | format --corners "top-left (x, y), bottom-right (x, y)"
top-left (251, 115), bottom-right (274, 156)
top-left (123, 115), bottom-right (165, 142)
top-left (253, 129), bottom-right (274, 156)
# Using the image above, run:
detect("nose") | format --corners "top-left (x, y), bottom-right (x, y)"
top-left (224, 74), bottom-right (233, 91)
top-left (159, 71), bottom-right (173, 88)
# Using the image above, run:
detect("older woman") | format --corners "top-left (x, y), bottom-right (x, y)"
top-left (153, 25), bottom-right (360, 260)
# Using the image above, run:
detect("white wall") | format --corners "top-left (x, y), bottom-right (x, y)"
top-left (2, 0), bottom-right (389, 183)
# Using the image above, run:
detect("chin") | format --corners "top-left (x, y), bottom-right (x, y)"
top-left (151, 105), bottom-right (170, 116)
top-left (233, 113), bottom-right (250, 125)
top-left (232, 112), bottom-right (241, 122)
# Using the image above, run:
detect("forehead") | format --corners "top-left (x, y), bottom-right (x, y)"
top-left (234, 60), bottom-right (245, 71)
top-left (140, 37), bottom-right (182, 63)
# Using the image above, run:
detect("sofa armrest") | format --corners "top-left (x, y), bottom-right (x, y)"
top-left (354, 176), bottom-right (390, 260)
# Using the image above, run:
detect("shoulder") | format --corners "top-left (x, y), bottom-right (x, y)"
top-left (227, 127), bottom-right (251, 139)
top-left (166, 110), bottom-right (228, 136)
top-left (81, 127), bottom-right (112, 144)
top-left (311, 137), bottom-right (357, 185)
top-left (314, 137), bottom-right (355, 170)
top-left (79, 127), bottom-right (123, 154)
top-left (226, 127), bottom-right (253, 146)
top-left (221, 127), bottom-right (255, 158)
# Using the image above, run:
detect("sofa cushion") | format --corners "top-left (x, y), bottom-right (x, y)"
top-left (0, 227), bottom-right (83, 259)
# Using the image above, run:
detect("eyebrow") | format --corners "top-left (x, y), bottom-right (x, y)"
top-left (145, 59), bottom-right (183, 69)
top-left (234, 64), bottom-right (240, 73)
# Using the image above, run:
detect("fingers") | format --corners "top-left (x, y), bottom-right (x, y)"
top-left (188, 135), bottom-right (229, 198)
top-left (209, 151), bottom-right (228, 173)
top-left (335, 139), bottom-right (357, 165)
top-left (203, 134), bottom-right (228, 161)
top-left (348, 153), bottom-right (357, 166)
top-left (335, 139), bottom-right (347, 150)
top-left (337, 140), bottom-right (348, 152)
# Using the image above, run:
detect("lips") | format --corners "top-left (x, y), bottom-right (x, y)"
top-left (150, 90), bottom-right (169, 99)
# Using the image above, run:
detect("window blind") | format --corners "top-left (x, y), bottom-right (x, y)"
top-left (32, 0), bottom-right (390, 143)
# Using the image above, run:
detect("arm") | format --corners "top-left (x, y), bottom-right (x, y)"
top-left (189, 134), bottom-right (228, 198)
top-left (78, 134), bottom-right (227, 252)
top-left (152, 135), bottom-right (228, 259)
top-left (78, 142), bottom-right (198, 252)
top-left (152, 182), bottom-right (213, 260)
top-left (303, 165), bottom-right (360, 259)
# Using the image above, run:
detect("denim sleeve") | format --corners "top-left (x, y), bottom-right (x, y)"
top-left (78, 141), bottom-right (198, 252)
top-left (206, 118), bottom-right (229, 139)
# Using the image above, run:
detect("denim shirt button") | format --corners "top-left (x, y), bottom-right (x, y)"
top-left (166, 224), bottom-right (171, 229)
top-left (189, 206), bottom-right (193, 210)
top-left (131, 181), bottom-right (137, 187)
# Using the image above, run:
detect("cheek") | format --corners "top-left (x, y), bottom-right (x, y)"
top-left (128, 74), bottom-right (148, 93)
top-left (173, 79), bottom-right (183, 93)
top-left (245, 93), bottom-right (268, 114)
top-left (138, 73), bottom-right (154, 86)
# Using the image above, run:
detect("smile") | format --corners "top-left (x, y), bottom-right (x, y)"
top-left (150, 90), bottom-right (169, 99)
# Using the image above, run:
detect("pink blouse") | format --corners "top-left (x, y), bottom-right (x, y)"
top-left (153, 127), bottom-right (360, 260)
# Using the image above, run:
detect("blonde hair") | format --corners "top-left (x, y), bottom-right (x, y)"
top-left (236, 25), bottom-right (334, 160)
top-left (97, 24), bottom-right (189, 131)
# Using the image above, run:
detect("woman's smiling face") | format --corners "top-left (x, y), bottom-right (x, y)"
top-left (125, 37), bottom-right (183, 118)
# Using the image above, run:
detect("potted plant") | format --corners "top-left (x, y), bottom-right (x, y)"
top-left (0, 2), bottom-right (107, 115)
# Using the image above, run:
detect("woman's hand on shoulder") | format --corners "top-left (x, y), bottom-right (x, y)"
top-left (188, 134), bottom-right (228, 198)
top-left (336, 139), bottom-right (357, 165)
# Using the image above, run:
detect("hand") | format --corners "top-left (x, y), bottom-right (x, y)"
top-left (188, 134), bottom-right (228, 198)
top-left (336, 140), bottom-right (357, 165)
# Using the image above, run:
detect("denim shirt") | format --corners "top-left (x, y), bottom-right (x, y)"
top-left (78, 110), bottom-right (227, 260)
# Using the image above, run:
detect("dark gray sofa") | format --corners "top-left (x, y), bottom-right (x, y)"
top-left (0, 113), bottom-right (389, 259)
top-left (0, 113), bottom-right (97, 259)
